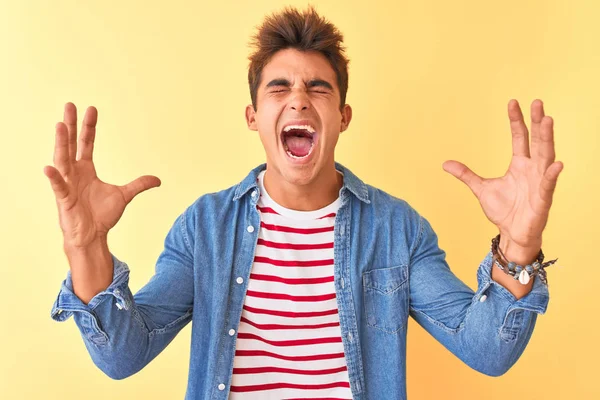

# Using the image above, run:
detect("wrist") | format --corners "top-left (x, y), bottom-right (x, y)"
top-left (498, 234), bottom-right (541, 266)
top-left (63, 235), bottom-right (108, 257)
top-left (492, 234), bottom-right (556, 287)
top-left (63, 235), bottom-right (113, 305)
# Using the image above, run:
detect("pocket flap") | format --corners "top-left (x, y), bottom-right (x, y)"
top-left (363, 265), bottom-right (408, 294)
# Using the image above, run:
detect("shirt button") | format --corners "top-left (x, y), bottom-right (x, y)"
top-left (228, 329), bottom-right (236, 336)
top-left (348, 332), bottom-right (353, 342)
top-left (218, 383), bottom-right (225, 391)
top-left (479, 294), bottom-right (488, 302)
top-left (236, 277), bottom-right (244, 284)
top-left (247, 225), bottom-right (255, 233)
top-left (114, 289), bottom-right (121, 295)
top-left (340, 225), bottom-right (345, 236)
top-left (251, 190), bottom-right (258, 198)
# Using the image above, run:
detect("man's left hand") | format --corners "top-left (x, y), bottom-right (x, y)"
top-left (442, 99), bottom-right (563, 265)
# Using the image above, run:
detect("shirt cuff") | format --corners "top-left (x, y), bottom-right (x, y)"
top-left (50, 254), bottom-right (131, 322)
top-left (475, 250), bottom-right (550, 315)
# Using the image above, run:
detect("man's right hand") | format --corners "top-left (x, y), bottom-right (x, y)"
top-left (44, 102), bottom-right (161, 249)
top-left (45, 103), bottom-right (161, 303)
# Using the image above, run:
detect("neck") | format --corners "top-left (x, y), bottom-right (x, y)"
top-left (263, 165), bottom-right (343, 211)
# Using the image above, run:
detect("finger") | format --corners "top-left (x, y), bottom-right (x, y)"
top-left (43, 165), bottom-right (69, 200)
top-left (508, 99), bottom-right (530, 157)
top-left (530, 99), bottom-right (545, 156)
top-left (53, 122), bottom-right (71, 176)
top-left (535, 116), bottom-right (556, 173)
top-left (63, 102), bottom-right (78, 163)
top-left (120, 175), bottom-right (162, 205)
top-left (442, 160), bottom-right (484, 197)
top-left (538, 161), bottom-right (563, 206)
top-left (78, 106), bottom-right (98, 161)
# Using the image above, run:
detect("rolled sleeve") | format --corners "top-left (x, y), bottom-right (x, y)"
top-left (47, 209), bottom-right (195, 379)
top-left (473, 251), bottom-right (550, 343)
top-left (475, 251), bottom-right (549, 311)
top-left (50, 254), bottom-right (131, 325)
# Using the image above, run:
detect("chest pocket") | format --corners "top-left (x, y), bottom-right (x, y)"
top-left (363, 265), bottom-right (409, 334)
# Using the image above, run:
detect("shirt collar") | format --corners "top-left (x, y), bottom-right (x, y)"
top-left (233, 162), bottom-right (370, 204)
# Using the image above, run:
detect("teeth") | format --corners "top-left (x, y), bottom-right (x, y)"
top-left (287, 151), bottom-right (309, 159)
top-left (283, 124), bottom-right (316, 133)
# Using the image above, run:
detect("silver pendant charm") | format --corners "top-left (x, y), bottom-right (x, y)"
top-left (519, 269), bottom-right (531, 285)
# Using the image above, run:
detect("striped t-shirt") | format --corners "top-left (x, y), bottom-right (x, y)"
top-left (229, 170), bottom-right (353, 399)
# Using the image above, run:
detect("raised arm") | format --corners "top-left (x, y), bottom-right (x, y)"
top-left (47, 103), bottom-right (194, 379)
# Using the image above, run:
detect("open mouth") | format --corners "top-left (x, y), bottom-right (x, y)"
top-left (281, 124), bottom-right (316, 159)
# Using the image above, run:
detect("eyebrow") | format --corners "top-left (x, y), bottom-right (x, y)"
top-left (265, 78), bottom-right (334, 90)
top-left (307, 79), bottom-right (334, 90)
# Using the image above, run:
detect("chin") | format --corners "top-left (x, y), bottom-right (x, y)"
top-left (283, 165), bottom-right (318, 186)
top-left (272, 160), bottom-right (321, 187)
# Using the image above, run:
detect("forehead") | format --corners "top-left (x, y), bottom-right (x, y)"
top-left (261, 48), bottom-right (337, 88)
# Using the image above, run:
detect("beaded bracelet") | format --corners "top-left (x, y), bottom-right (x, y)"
top-left (491, 234), bottom-right (558, 285)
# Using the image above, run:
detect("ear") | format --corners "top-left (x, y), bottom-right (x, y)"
top-left (339, 104), bottom-right (353, 133)
top-left (245, 104), bottom-right (258, 131)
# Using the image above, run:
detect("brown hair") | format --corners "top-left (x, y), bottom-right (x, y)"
top-left (248, 6), bottom-right (349, 111)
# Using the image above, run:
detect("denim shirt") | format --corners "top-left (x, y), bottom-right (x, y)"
top-left (50, 162), bottom-right (549, 400)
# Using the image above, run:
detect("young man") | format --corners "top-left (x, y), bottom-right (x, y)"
top-left (46, 6), bottom-right (563, 400)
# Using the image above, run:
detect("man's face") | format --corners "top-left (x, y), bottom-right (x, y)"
top-left (246, 48), bottom-right (352, 187)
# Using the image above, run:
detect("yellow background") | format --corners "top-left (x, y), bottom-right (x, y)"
top-left (1, 0), bottom-right (598, 398)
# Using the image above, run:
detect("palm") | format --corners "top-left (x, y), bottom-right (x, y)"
top-left (79, 174), bottom-right (128, 234)
top-left (56, 160), bottom-right (127, 246)
top-left (443, 99), bottom-right (563, 249)
top-left (44, 103), bottom-right (161, 248)
top-left (476, 156), bottom-right (550, 246)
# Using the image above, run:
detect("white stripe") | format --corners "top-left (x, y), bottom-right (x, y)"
top-left (254, 246), bottom-right (334, 262)
top-left (238, 320), bottom-right (344, 341)
top-left (250, 263), bottom-right (334, 279)
top-left (233, 354), bottom-right (348, 370)
top-left (241, 309), bottom-right (339, 326)
top-left (231, 370), bottom-right (352, 388)
top-left (235, 333), bottom-right (345, 357)
top-left (259, 211), bottom-right (336, 228)
top-left (243, 295), bottom-right (339, 313)
top-left (259, 227), bottom-right (335, 245)
top-left (247, 278), bottom-right (335, 296)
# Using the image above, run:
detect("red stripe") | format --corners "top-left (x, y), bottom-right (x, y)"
top-left (257, 238), bottom-right (333, 250)
top-left (233, 365), bottom-right (347, 375)
top-left (235, 349), bottom-right (345, 362)
top-left (230, 381), bottom-right (350, 393)
top-left (318, 212), bottom-right (337, 219)
top-left (247, 290), bottom-right (336, 302)
top-left (250, 273), bottom-right (334, 285)
top-left (254, 256), bottom-right (333, 267)
top-left (240, 316), bottom-right (339, 330)
top-left (257, 206), bottom-right (279, 214)
top-left (237, 332), bottom-right (342, 347)
top-left (261, 222), bottom-right (334, 234)
top-left (243, 304), bottom-right (338, 318)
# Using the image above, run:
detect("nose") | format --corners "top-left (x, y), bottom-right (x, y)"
top-left (289, 90), bottom-right (310, 111)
